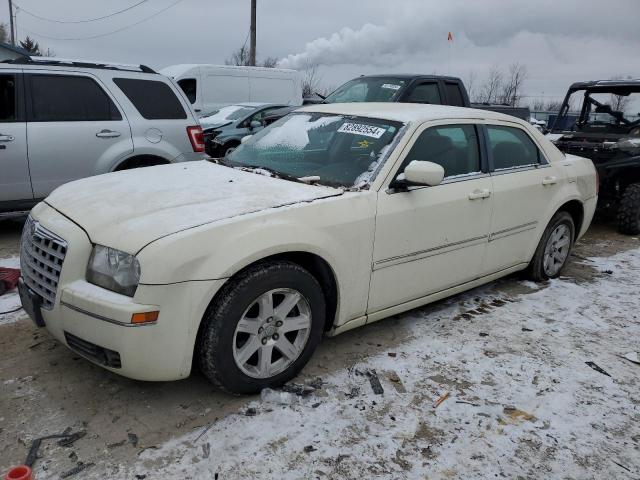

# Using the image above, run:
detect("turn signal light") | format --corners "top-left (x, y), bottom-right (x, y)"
top-left (131, 311), bottom-right (159, 325)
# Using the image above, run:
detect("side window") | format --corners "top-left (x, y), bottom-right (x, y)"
top-left (486, 125), bottom-right (540, 170)
top-left (0, 74), bottom-right (17, 122)
top-left (402, 124), bottom-right (481, 178)
top-left (177, 78), bottom-right (197, 104)
top-left (444, 82), bottom-right (465, 107)
top-left (405, 82), bottom-right (442, 104)
top-left (30, 75), bottom-right (121, 122)
top-left (113, 78), bottom-right (187, 120)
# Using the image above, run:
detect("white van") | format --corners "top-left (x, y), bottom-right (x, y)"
top-left (161, 64), bottom-right (302, 115)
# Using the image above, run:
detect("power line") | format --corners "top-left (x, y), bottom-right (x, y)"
top-left (19, 0), bottom-right (185, 41)
top-left (13, 0), bottom-right (149, 24)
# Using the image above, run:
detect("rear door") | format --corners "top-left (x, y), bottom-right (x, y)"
top-left (0, 70), bottom-right (32, 205)
top-left (482, 123), bottom-right (554, 273)
top-left (112, 77), bottom-right (195, 160)
top-left (26, 72), bottom-right (133, 198)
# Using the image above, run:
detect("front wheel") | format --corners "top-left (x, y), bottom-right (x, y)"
top-left (526, 211), bottom-right (575, 281)
top-left (617, 183), bottom-right (640, 235)
top-left (197, 261), bottom-right (325, 394)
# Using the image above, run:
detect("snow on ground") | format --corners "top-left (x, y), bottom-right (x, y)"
top-left (0, 256), bottom-right (21, 326)
top-left (112, 248), bottom-right (640, 480)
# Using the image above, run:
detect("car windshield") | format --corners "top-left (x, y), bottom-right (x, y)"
top-left (200, 105), bottom-right (257, 123)
top-left (225, 112), bottom-right (403, 188)
top-left (324, 77), bottom-right (407, 103)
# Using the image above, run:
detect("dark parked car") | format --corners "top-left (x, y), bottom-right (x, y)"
top-left (200, 103), bottom-right (286, 157)
top-left (264, 74), bottom-right (529, 125)
top-left (550, 80), bottom-right (640, 234)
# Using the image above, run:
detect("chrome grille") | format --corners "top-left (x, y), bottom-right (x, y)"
top-left (20, 216), bottom-right (68, 310)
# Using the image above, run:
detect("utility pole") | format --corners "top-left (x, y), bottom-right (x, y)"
top-left (8, 0), bottom-right (15, 46)
top-left (249, 0), bottom-right (256, 66)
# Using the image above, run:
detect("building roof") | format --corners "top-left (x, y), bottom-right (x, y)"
top-left (0, 42), bottom-right (29, 57)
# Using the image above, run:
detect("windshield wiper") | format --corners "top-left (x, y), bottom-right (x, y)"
top-left (237, 165), bottom-right (311, 185)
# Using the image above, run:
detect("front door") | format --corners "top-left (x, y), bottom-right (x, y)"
top-left (368, 123), bottom-right (493, 313)
top-left (0, 71), bottom-right (32, 205)
top-left (25, 72), bottom-right (133, 198)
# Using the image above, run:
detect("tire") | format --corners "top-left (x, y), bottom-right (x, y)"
top-left (197, 261), bottom-right (325, 394)
top-left (526, 211), bottom-right (575, 281)
top-left (617, 183), bottom-right (640, 235)
top-left (224, 143), bottom-right (240, 156)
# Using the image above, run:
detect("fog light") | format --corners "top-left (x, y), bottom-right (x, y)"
top-left (131, 311), bottom-right (159, 325)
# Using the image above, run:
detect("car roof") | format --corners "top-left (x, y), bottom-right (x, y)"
top-left (568, 79), bottom-right (640, 90)
top-left (350, 73), bottom-right (463, 82)
top-left (296, 102), bottom-right (523, 125)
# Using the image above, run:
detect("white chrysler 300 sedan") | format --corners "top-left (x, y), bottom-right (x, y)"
top-left (19, 104), bottom-right (597, 393)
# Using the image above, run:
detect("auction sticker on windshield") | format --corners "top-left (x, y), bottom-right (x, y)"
top-left (338, 123), bottom-right (386, 139)
top-left (381, 83), bottom-right (401, 90)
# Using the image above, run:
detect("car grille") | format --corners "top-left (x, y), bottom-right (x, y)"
top-left (20, 216), bottom-right (68, 310)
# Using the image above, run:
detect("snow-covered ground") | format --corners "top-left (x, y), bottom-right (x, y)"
top-left (117, 248), bottom-right (639, 480)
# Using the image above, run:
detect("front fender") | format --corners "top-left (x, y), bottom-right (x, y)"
top-left (136, 193), bottom-right (377, 325)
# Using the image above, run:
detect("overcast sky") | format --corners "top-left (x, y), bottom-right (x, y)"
top-left (2, 0), bottom-right (639, 104)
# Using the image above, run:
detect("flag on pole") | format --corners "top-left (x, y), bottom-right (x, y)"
top-left (447, 32), bottom-right (453, 42)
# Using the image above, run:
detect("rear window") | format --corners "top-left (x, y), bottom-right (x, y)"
top-left (177, 78), bottom-right (196, 104)
top-left (113, 78), bottom-right (187, 119)
top-left (445, 82), bottom-right (465, 107)
top-left (30, 74), bottom-right (121, 122)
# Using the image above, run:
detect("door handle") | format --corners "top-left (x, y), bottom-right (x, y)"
top-left (468, 189), bottom-right (491, 200)
top-left (95, 129), bottom-right (121, 138)
top-left (0, 134), bottom-right (15, 142)
top-left (542, 176), bottom-right (558, 186)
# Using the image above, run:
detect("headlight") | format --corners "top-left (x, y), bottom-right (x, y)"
top-left (86, 245), bottom-right (141, 297)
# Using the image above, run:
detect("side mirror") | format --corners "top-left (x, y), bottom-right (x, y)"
top-left (397, 160), bottom-right (445, 188)
top-left (249, 120), bottom-right (262, 129)
top-left (241, 135), bottom-right (252, 144)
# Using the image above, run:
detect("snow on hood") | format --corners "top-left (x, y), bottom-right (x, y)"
top-left (45, 161), bottom-right (342, 253)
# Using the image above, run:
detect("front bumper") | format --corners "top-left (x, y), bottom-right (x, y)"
top-left (24, 202), bottom-right (225, 381)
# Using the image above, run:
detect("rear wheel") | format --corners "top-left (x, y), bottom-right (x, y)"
top-left (617, 183), bottom-right (640, 235)
top-left (526, 211), bottom-right (575, 281)
top-left (197, 261), bottom-right (325, 394)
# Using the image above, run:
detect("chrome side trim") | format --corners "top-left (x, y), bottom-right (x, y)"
top-left (488, 221), bottom-right (538, 242)
top-left (491, 164), bottom-right (550, 176)
top-left (374, 234), bottom-right (488, 270)
top-left (60, 301), bottom-right (156, 327)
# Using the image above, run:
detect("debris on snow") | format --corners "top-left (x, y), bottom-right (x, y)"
top-left (365, 369), bottom-right (384, 395)
top-left (433, 391), bottom-right (450, 409)
top-left (585, 361), bottom-right (612, 377)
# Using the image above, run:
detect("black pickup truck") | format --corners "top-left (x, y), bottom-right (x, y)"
top-left (265, 74), bottom-right (530, 124)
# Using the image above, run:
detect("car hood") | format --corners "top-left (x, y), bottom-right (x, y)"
top-left (45, 161), bottom-right (343, 254)
top-left (200, 120), bottom-right (232, 131)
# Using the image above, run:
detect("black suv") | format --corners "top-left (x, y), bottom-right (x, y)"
top-left (550, 80), bottom-right (640, 234)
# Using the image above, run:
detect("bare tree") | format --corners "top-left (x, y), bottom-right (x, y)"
top-left (545, 100), bottom-right (563, 112)
top-left (498, 62), bottom-right (527, 106)
top-left (0, 23), bottom-right (7, 44)
top-left (226, 45), bottom-right (278, 68)
top-left (477, 66), bottom-right (503, 104)
top-left (226, 45), bottom-right (251, 66)
top-left (465, 71), bottom-right (478, 102)
top-left (300, 60), bottom-right (322, 97)
top-left (530, 98), bottom-right (546, 111)
top-left (608, 75), bottom-right (632, 112)
top-left (262, 56), bottom-right (279, 68)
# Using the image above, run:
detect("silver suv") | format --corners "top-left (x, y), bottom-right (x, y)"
top-left (1, 57), bottom-right (205, 215)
